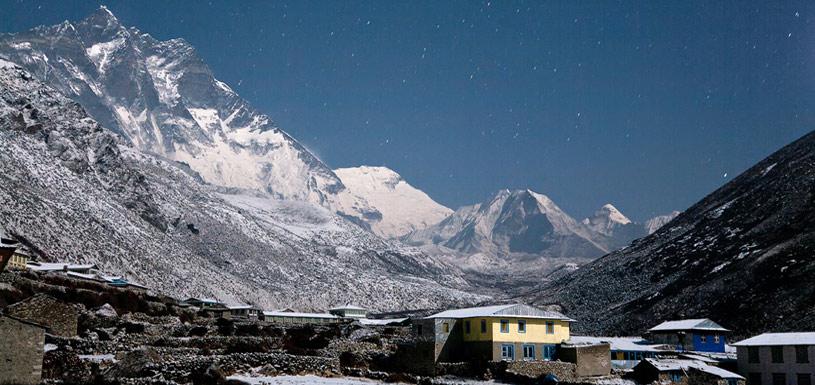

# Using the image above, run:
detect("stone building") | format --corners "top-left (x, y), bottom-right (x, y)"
top-left (5, 294), bottom-right (80, 337)
top-left (559, 341), bottom-right (612, 377)
top-left (0, 314), bottom-right (46, 385)
top-left (732, 333), bottom-right (814, 385)
top-left (633, 358), bottom-right (745, 385)
top-left (0, 241), bottom-right (16, 272)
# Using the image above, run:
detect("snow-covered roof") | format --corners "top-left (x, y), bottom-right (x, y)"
top-left (26, 262), bottom-right (97, 272)
top-left (227, 305), bottom-right (256, 310)
top-left (0, 243), bottom-right (17, 250)
top-left (640, 358), bottom-right (743, 379)
top-left (427, 304), bottom-right (575, 321)
top-left (263, 311), bottom-right (337, 319)
top-left (184, 297), bottom-right (219, 304)
top-left (358, 318), bottom-right (408, 326)
top-left (568, 336), bottom-right (671, 352)
top-left (732, 333), bottom-right (815, 346)
top-left (329, 304), bottom-right (367, 311)
top-left (648, 319), bottom-right (729, 332)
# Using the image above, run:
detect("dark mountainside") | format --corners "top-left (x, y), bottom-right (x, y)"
top-left (528, 130), bottom-right (815, 337)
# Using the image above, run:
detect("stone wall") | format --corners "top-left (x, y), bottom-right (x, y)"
top-left (559, 343), bottom-right (611, 377)
top-left (0, 315), bottom-right (45, 385)
top-left (5, 294), bottom-right (79, 337)
top-left (496, 360), bottom-right (578, 382)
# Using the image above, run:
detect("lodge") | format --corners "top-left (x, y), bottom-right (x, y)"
top-left (420, 304), bottom-right (576, 362)
top-left (732, 333), bottom-right (814, 385)
top-left (646, 318), bottom-right (730, 353)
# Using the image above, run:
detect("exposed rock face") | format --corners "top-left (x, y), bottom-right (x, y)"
top-left (0, 60), bottom-right (484, 311)
top-left (530, 131), bottom-right (815, 336)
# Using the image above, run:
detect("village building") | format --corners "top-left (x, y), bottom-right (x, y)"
top-left (569, 335), bottom-right (673, 369)
top-left (329, 304), bottom-right (368, 318)
top-left (26, 261), bottom-right (97, 274)
top-left (181, 297), bottom-right (223, 309)
top-left (647, 319), bottom-right (730, 353)
top-left (732, 333), bottom-right (815, 385)
top-left (263, 310), bottom-right (340, 324)
top-left (7, 246), bottom-right (31, 270)
top-left (0, 314), bottom-right (46, 385)
top-left (4, 294), bottom-right (80, 337)
top-left (633, 358), bottom-right (745, 385)
top-left (559, 340), bottom-right (613, 377)
top-left (66, 272), bottom-right (149, 291)
top-left (0, 239), bottom-right (17, 272)
top-left (223, 305), bottom-right (262, 319)
top-left (419, 304), bottom-right (575, 363)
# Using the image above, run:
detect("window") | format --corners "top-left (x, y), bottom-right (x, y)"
top-left (714, 334), bottom-right (720, 344)
top-left (749, 347), bottom-right (761, 363)
top-left (796, 346), bottom-right (809, 363)
top-left (670, 372), bottom-right (683, 383)
top-left (772, 346), bottom-right (784, 363)
top-left (543, 344), bottom-right (557, 361)
top-left (500, 319), bottom-right (510, 333)
top-left (773, 373), bottom-right (786, 385)
top-left (749, 373), bottom-right (763, 385)
top-left (443, 322), bottom-right (449, 333)
top-left (798, 374), bottom-right (812, 385)
top-left (518, 320), bottom-right (526, 333)
top-left (501, 344), bottom-right (515, 361)
top-left (545, 321), bottom-right (555, 334)
top-left (480, 319), bottom-right (487, 333)
top-left (464, 320), bottom-right (471, 334)
top-left (522, 344), bottom-right (536, 360)
top-left (700, 335), bottom-right (707, 343)
top-left (728, 379), bottom-right (740, 385)
top-left (417, 325), bottom-right (423, 335)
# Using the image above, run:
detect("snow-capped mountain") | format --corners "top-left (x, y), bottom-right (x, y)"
top-left (0, 59), bottom-right (484, 310)
top-left (404, 189), bottom-right (610, 263)
top-left (331, 166), bottom-right (452, 238)
top-left (644, 211), bottom-right (681, 234)
top-left (582, 204), bottom-right (633, 236)
top-left (530, 130), bottom-right (815, 335)
top-left (0, 7), bottom-right (343, 204)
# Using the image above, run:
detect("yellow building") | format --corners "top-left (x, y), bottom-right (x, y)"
top-left (422, 304), bottom-right (575, 362)
top-left (8, 249), bottom-right (30, 270)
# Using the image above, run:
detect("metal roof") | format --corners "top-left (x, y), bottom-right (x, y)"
top-left (639, 358), bottom-right (743, 380)
top-left (732, 333), bottom-right (815, 346)
top-left (568, 336), bottom-right (671, 352)
top-left (648, 319), bottom-right (729, 332)
top-left (263, 311), bottom-right (337, 319)
top-left (426, 304), bottom-right (575, 321)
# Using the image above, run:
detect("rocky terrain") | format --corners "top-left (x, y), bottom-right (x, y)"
top-left (0, 58), bottom-right (483, 311)
top-left (528, 130), bottom-right (815, 337)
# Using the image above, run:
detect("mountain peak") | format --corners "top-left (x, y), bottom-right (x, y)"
top-left (598, 203), bottom-right (632, 225)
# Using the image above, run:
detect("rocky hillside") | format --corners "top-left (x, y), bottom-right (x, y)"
top-left (528, 131), bottom-right (815, 336)
top-left (0, 6), bottom-right (441, 235)
top-left (0, 59), bottom-right (483, 311)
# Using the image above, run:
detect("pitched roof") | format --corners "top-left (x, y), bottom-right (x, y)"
top-left (640, 358), bottom-right (743, 379)
top-left (648, 319), bottom-right (729, 332)
top-left (263, 311), bottom-right (337, 319)
top-left (26, 262), bottom-right (97, 272)
top-left (426, 304), bottom-right (575, 321)
top-left (732, 333), bottom-right (815, 346)
top-left (329, 304), bottom-right (367, 311)
top-left (568, 336), bottom-right (671, 352)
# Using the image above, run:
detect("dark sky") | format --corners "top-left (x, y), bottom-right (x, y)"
top-left (2, 1), bottom-right (813, 221)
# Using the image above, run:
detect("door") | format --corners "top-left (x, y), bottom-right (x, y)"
top-left (543, 344), bottom-right (557, 361)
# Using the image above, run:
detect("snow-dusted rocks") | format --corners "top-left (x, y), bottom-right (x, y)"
top-left (331, 166), bottom-right (452, 238)
top-left (644, 211), bottom-right (681, 234)
top-left (0, 60), bottom-right (485, 311)
top-left (531, 130), bottom-right (815, 335)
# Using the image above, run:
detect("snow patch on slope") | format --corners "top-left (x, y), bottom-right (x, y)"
top-left (333, 166), bottom-right (452, 238)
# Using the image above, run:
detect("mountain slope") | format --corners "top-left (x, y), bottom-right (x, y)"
top-left (529, 131), bottom-right (815, 336)
top-left (332, 166), bottom-right (452, 238)
top-left (644, 211), bottom-right (681, 234)
top-left (0, 59), bottom-right (484, 311)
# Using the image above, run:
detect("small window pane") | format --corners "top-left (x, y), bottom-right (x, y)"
top-left (518, 320), bottom-right (526, 333)
top-left (772, 373), bottom-right (786, 385)
top-left (772, 346), bottom-right (784, 363)
top-left (465, 320), bottom-right (471, 334)
top-left (546, 322), bottom-right (555, 334)
top-left (796, 346), bottom-right (809, 363)
top-left (748, 347), bottom-right (760, 363)
top-left (480, 319), bottom-right (487, 333)
top-left (798, 374), bottom-right (811, 385)
top-left (500, 320), bottom-right (509, 333)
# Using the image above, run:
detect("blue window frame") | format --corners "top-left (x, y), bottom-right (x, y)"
top-left (670, 372), bottom-right (683, 383)
top-left (518, 320), bottom-right (526, 333)
top-left (522, 344), bottom-right (535, 360)
top-left (501, 344), bottom-right (515, 361)
top-left (543, 344), bottom-right (557, 361)
top-left (500, 319), bottom-right (510, 333)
